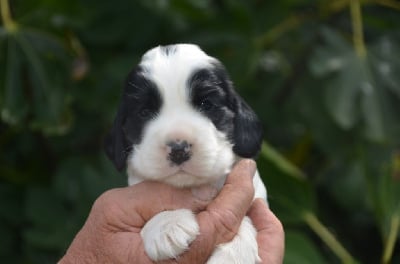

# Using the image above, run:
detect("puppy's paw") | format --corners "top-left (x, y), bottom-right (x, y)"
top-left (141, 209), bottom-right (199, 261)
top-left (207, 216), bottom-right (261, 264)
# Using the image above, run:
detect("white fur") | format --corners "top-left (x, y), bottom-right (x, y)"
top-left (141, 209), bottom-right (199, 261)
top-left (207, 216), bottom-right (261, 264)
top-left (127, 44), bottom-right (266, 263)
top-left (127, 107), bottom-right (235, 187)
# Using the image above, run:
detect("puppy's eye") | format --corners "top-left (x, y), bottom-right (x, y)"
top-left (199, 98), bottom-right (215, 112)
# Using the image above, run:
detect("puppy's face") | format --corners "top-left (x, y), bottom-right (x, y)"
top-left (105, 44), bottom-right (262, 187)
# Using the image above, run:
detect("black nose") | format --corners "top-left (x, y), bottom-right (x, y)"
top-left (167, 140), bottom-right (192, 165)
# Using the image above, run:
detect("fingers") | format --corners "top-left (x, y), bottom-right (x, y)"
top-left (93, 181), bottom-right (216, 228)
top-left (93, 159), bottom-right (257, 264)
top-left (206, 159), bottom-right (256, 244)
top-left (248, 199), bottom-right (285, 264)
top-left (173, 159), bottom-right (256, 263)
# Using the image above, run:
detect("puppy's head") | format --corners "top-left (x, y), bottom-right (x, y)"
top-left (105, 44), bottom-right (262, 187)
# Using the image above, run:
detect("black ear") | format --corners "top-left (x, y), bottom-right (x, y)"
top-left (104, 105), bottom-right (128, 171)
top-left (232, 95), bottom-right (263, 158)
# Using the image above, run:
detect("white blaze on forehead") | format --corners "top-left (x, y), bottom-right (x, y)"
top-left (139, 44), bottom-right (216, 107)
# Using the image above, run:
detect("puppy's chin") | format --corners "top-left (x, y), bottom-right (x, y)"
top-left (161, 171), bottom-right (224, 188)
top-left (127, 164), bottom-right (231, 188)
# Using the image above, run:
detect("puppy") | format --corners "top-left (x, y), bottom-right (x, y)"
top-left (105, 44), bottom-right (266, 263)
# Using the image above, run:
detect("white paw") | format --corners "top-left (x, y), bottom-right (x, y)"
top-left (207, 216), bottom-right (261, 264)
top-left (141, 209), bottom-right (199, 261)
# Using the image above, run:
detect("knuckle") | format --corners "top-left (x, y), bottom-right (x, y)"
top-left (91, 188), bottom-right (123, 223)
top-left (209, 208), bottom-right (241, 243)
top-left (274, 217), bottom-right (285, 236)
top-left (94, 189), bottom-right (118, 210)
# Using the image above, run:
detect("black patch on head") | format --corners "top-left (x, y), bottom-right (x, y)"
top-left (160, 45), bottom-right (177, 56)
top-left (188, 62), bottom-right (263, 158)
top-left (189, 68), bottom-right (235, 138)
top-left (104, 66), bottom-right (162, 171)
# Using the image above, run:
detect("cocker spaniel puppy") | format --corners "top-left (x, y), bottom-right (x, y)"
top-left (105, 44), bottom-right (266, 263)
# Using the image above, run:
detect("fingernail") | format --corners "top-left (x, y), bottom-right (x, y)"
top-left (191, 185), bottom-right (218, 201)
top-left (242, 159), bottom-right (256, 178)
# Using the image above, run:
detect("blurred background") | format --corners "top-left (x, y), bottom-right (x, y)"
top-left (1, 0), bottom-right (400, 263)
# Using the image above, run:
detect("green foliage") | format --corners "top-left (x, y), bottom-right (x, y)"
top-left (310, 27), bottom-right (399, 142)
top-left (0, 25), bottom-right (71, 133)
top-left (284, 231), bottom-right (326, 264)
top-left (1, 0), bottom-right (400, 263)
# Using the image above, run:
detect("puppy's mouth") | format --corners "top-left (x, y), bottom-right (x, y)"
top-left (161, 167), bottom-right (212, 187)
top-left (164, 167), bottom-right (201, 180)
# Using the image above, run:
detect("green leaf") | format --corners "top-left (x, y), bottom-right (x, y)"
top-left (370, 36), bottom-right (400, 99)
top-left (364, 149), bottom-right (400, 262)
top-left (309, 28), bottom-right (351, 77)
top-left (368, 152), bottom-right (399, 216)
top-left (15, 32), bottom-right (54, 120)
top-left (310, 27), bottom-right (393, 142)
top-left (309, 47), bottom-right (346, 76)
top-left (0, 27), bottom-right (72, 134)
top-left (309, 28), bottom-right (361, 129)
top-left (1, 36), bottom-right (28, 124)
top-left (367, 153), bottom-right (400, 237)
top-left (324, 53), bottom-right (362, 129)
top-left (319, 27), bottom-right (351, 53)
top-left (284, 231), bottom-right (327, 264)
top-left (259, 142), bottom-right (315, 224)
top-left (360, 74), bottom-right (385, 141)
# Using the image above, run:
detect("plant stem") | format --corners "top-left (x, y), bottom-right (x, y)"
top-left (0, 0), bottom-right (17, 32)
top-left (303, 212), bottom-right (358, 264)
top-left (261, 141), bottom-right (305, 179)
top-left (255, 14), bottom-right (306, 48)
top-left (382, 214), bottom-right (400, 264)
top-left (349, 0), bottom-right (367, 58)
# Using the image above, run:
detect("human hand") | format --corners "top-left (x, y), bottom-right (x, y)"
top-left (248, 199), bottom-right (285, 264)
top-left (59, 159), bottom-right (259, 263)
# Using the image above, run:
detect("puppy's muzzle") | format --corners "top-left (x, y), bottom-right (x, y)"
top-left (167, 140), bottom-right (192, 165)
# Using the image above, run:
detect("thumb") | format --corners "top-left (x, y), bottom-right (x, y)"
top-left (248, 199), bottom-right (285, 264)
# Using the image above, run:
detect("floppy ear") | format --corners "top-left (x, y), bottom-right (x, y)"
top-left (104, 105), bottom-right (128, 171)
top-left (232, 94), bottom-right (263, 158)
